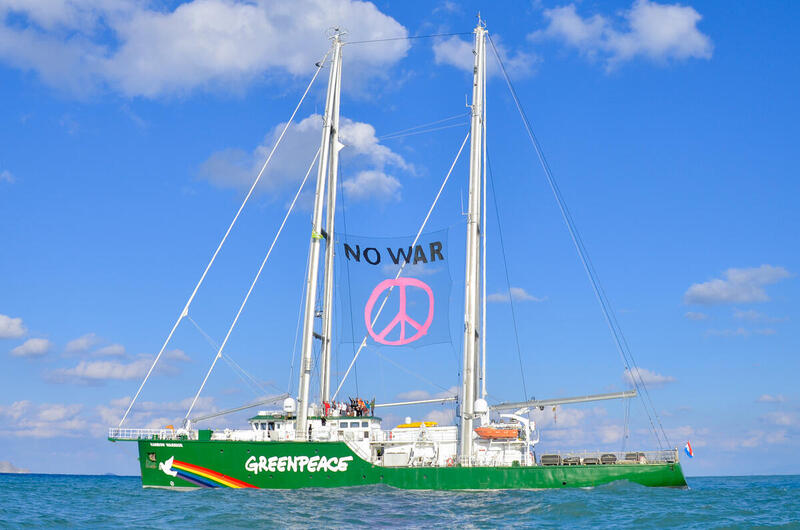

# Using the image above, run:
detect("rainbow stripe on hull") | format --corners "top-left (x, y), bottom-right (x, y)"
top-left (164, 457), bottom-right (255, 488)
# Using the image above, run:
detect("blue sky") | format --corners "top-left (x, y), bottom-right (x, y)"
top-left (0, 0), bottom-right (798, 477)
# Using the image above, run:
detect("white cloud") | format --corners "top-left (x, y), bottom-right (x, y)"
top-left (55, 357), bottom-right (152, 381)
top-left (598, 424), bottom-right (623, 443)
top-left (396, 390), bottom-right (432, 401)
top-left (533, 0), bottom-right (712, 68)
top-left (684, 265), bottom-right (791, 305)
top-left (0, 314), bottom-right (26, 338)
top-left (762, 411), bottom-right (798, 428)
top-left (98, 395), bottom-right (217, 427)
top-left (705, 327), bottom-right (749, 337)
top-left (0, 0), bottom-right (409, 97)
top-left (37, 403), bottom-right (82, 422)
top-left (623, 367), bottom-right (675, 386)
top-left (341, 170), bottom-right (401, 202)
top-left (200, 113), bottom-right (410, 202)
top-left (10, 338), bottom-right (52, 357)
top-left (433, 35), bottom-right (537, 78)
top-left (65, 332), bottom-right (100, 353)
top-left (756, 394), bottom-right (785, 404)
top-left (0, 169), bottom-right (14, 183)
top-left (163, 348), bottom-right (191, 362)
top-left (93, 343), bottom-right (126, 357)
top-left (396, 386), bottom-right (457, 402)
top-left (51, 349), bottom-right (189, 383)
top-left (424, 408), bottom-right (455, 425)
top-left (684, 311), bottom-right (707, 321)
top-left (733, 309), bottom-right (787, 323)
top-left (487, 287), bottom-right (545, 303)
top-left (706, 327), bottom-right (777, 338)
top-left (0, 400), bottom-right (87, 438)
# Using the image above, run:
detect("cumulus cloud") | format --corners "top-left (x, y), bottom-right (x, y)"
top-left (341, 170), bottom-right (401, 202)
top-left (756, 394), bottom-right (785, 404)
top-left (433, 34), bottom-right (537, 78)
top-left (706, 327), bottom-right (777, 338)
top-left (93, 343), bottom-right (126, 357)
top-left (762, 411), bottom-right (798, 428)
top-left (424, 408), bottom-right (455, 425)
top-left (200, 113), bottom-right (410, 202)
top-left (623, 367), bottom-right (675, 386)
top-left (396, 389), bottom-right (432, 401)
top-left (684, 265), bottom-right (791, 305)
top-left (0, 0), bottom-right (409, 97)
top-left (487, 287), bottom-right (545, 303)
top-left (0, 400), bottom-right (87, 438)
top-left (733, 309), bottom-right (787, 323)
top-left (54, 357), bottom-right (153, 381)
top-left (0, 169), bottom-right (14, 183)
top-left (684, 311), bottom-right (707, 321)
top-left (98, 395), bottom-right (218, 428)
top-left (64, 332), bottom-right (100, 353)
top-left (396, 387), bottom-right (458, 402)
top-left (10, 338), bottom-right (52, 357)
top-left (64, 333), bottom-right (129, 357)
top-left (533, 0), bottom-right (712, 68)
top-left (50, 349), bottom-right (190, 384)
top-left (0, 314), bottom-right (26, 338)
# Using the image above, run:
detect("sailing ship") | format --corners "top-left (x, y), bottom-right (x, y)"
top-left (109, 20), bottom-right (687, 490)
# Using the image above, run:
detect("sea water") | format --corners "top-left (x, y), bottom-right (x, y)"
top-left (1, 474), bottom-right (798, 528)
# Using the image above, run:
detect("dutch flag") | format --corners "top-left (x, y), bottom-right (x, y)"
top-left (684, 441), bottom-right (694, 458)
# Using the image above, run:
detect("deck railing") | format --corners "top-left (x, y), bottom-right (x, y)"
top-left (538, 449), bottom-right (679, 465)
top-left (108, 428), bottom-right (197, 441)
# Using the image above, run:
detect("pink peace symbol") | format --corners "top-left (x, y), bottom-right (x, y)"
top-left (364, 277), bottom-right (435, 346)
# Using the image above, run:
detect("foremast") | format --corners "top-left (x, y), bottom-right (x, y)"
top-left (459, 20), bottom-right (487, 464)
top-left (297, 31), bottom-right (344, 438)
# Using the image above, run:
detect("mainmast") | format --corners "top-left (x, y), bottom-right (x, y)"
top-left (296, 31), bottom-right (343, 438)
top-left (459, 20), bottom-right (486, 464)
top-left (319, 37), bottom-right (344, 405)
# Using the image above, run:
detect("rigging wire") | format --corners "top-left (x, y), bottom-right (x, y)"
top-left (379, 122), bottom-right (469, 141)
top-left (185, 314), bottom-right (267, 397)
top-left (337, 159), bottom-right (360, 397)
top-left (372, 349), bottom-right (452, 394)
top-left (347, 32), bottom-right (472, 45)
top-left (287, 256), bottom-right (310, 395)
top-left (378, 113), bottom-right (468, 139)
top-left (332, 129), bottom-right (471, 401)
top-left (184, 148), bottom-right (320, 421)
top-left (486, 154), bottom-right (528, 403)
top-left (487, 34), bottom-right (670, 449)
top-left (118, 51), bottom-right (330, 428)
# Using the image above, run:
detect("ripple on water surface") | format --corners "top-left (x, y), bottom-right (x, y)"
top-left (1, 474), bottom-right (799, 528)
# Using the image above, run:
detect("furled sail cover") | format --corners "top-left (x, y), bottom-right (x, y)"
top-left (335, 229), bottom-right (452, 348)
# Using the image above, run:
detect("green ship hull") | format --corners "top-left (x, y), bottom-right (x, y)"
top-left (133, 439), bottom-right (687, 490)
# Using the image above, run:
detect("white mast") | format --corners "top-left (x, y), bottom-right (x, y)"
top-left (459, 19), bottom-right (486, 464)
top-left (319, 39), bottom-right (344, 404)
top-left (480, 21), bottom-right (488, 400)
top-left (297, 31), bottom-right (343, 438)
